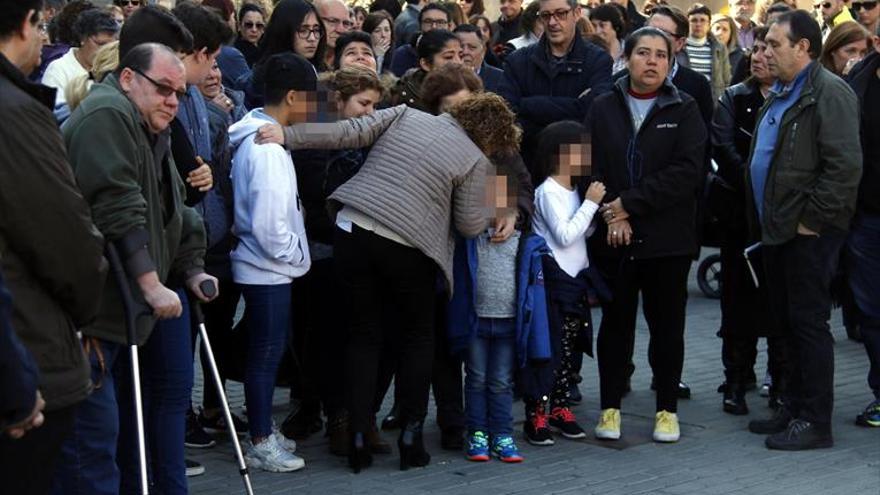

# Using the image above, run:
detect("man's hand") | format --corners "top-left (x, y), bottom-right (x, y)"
top-left (137, 271), bottom-right (182, 319)
top-left (255, 124), bottom-right (284, 145)
top-left (4, 391), bottom-right (45, 439)
top-left (607, 218), bottom-right (633, 248)
top-left (186, 157), bottom-right (213, 192)
top-left (186, 273), bottom-right (220, 303)
top-left (797, 223), bottom-right (819, 237)
top-left (490, 212), bottom-right (517, 243)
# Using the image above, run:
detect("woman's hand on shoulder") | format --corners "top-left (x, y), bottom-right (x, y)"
top-left (255, 124), bottom-right (284, 145)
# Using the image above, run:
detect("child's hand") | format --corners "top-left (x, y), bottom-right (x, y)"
top-left (585, 181), bottom-right (606, 204)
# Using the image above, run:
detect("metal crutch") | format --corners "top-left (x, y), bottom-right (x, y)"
top-left (192, 279), bottom-right (255, 495)
top-left (105, 244), bottom-right (150, 495)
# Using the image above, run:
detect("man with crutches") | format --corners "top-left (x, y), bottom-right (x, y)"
top-left (52, 43), bottom-right (217, 495)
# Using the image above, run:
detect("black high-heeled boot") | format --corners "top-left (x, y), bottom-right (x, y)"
top-left (348, 432), bottom-right (373, 474)
top-left (397, 420), bottom-right (431, 471)
top-left (723, 383), bottom-right (749, 415)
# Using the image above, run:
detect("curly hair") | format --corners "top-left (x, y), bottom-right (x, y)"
top-left (447, 92), bottom-right (521, 156)
top-left (421, 63), bottom-right (483, 115)
top-left (320, 64), bottom-right (385, 102)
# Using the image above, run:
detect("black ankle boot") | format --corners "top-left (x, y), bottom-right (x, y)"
top-left (749, 404), bottom-right (792, 434)
top-left (381, 403), bottom-right (401, 430)
top-left (723, 385), bottom-right (749, 416)
top-left (348, 432), bottom-right (373, 474)
top-left (398, 420), bottom-right (431, 470)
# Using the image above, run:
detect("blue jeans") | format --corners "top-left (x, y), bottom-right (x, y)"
top-left (465, 318), bottom-right (516, 435)
top-left (847, 214), bottom-right (880, 398)
top-left (117, 287), bottom-right (193, 495)
top-left (241, 283), bottom-right (292, 438)
top-left (51, 340), bottom-right (122, 495)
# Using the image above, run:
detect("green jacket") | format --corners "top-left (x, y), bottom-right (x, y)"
top-left (63, 74), bottom-right (206, 345)
top-left (745, 62), bottom-right (862, 245)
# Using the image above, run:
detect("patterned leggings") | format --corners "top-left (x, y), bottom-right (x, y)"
top-left (549, 315), bottom-right (581, 409)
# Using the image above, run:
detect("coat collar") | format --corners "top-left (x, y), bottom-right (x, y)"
top-left (0, 52), bottom-right (57, 111)
top-left (613, 72), bottom-right (682, 109)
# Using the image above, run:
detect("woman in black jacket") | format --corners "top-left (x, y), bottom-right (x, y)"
top-left (710, 27), bottom-right (786, 416)
top-left (586, 27), bottom-right (706, 444)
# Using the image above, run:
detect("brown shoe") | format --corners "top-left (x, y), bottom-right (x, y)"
top-left (366, 423), bottom-right (392, 454)
top-left (328, 413), bottom-right (350, 457)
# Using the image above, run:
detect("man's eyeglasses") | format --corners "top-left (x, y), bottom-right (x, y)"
top-left (322, 17), bottom-right (354, 29)
top-left (538, 8), bottom-right (574, 23)
top-left (421, 18), bottom-right (449, 28)
top-left (132, 68), bottom-right (187, 100)
top-left (116, 0), bottom-right (141, 7)
top-left (296, 27), bottom-right (322, 40)
top-left (813, 2), bottom-right (832, 9)
top-left (852, 1), bottom-right (878, 9)
top-left (243, 21), bottom-right (265, 30)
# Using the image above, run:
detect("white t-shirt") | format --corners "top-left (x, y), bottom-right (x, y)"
top-left (532, 177), bottom-right (599, 278)
top-left (42, 48), bottom-right (87, 105)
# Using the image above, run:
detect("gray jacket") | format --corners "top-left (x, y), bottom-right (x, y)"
top-left (282, 105), bottom-right (490, 291)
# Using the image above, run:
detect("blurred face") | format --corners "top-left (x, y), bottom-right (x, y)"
top-left (539, 0), bottom-right (582, 50)
top-left (319, 1), bottom-right (353, 48)
top-left (591, 19), bottom-right (617, 45)
top-left (458, 31), bottom-right (485, 69)
top-left (729, 0), bottom-right (755, 23)
top-left (854, 0), bottom-right (880, 27)
top-left (371, 19), bottom-right (392, 49)
top-left (116, 0), bottom-right (142, 18)
top-left (764, 21), bottom-right (810, 82)
top-left (750, 39), bottom-right (774, 84)
top-left (459, 0), bottom-right (474, 16)
top-left (80, 31), bottom-right (118, 69)
top-left (421, 39), bottom-right (462, 70)
top-left (500, 0), bottom-right (524, 19)
top-left (485, 173), bottom-right (515, 218)
top-left (338, 88), bottom-right (381, 118)
top-left (121, 55), bottom-right (186, 133)
top-left (286, 90), bottom-right (319, 124)
top-left (815, 0), bottom-right (843, 24)
top-left (240, 11), bottom-right (265, 44)
top-left (627, 34), bottom-right (670, 93)
top-left (294, 12), bottom-right (322, 60)
top-left (339, 41), bottom-right (377, 71)
top-left (183, 46), bottom-right (220, 85)
top-left (440, 88), bottom-right (473, 112)
top-left (688, 13), bottom-right (710, 39)
top-left (712, 20), bottom-right (731, 46)
top-left (198, 61), bottom-right (223, 99)
top-left (420, 9), bottom-right (451, 32)
top-left (832, 38), bottom-right (869, 74)
top-left (556, 143), bottom-right (591, 178)
top-left (648, 14), bottom-right (686, 53)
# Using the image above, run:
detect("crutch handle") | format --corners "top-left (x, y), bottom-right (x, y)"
top-left (200, 279), bottom-right (218, 299)
top-left (192, 279), bottom-right (218, 325)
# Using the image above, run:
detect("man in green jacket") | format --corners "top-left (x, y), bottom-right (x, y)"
top-left (744, 11), bottom-right (862, 451)
top-left (52, 43), bottom-right (217, 494)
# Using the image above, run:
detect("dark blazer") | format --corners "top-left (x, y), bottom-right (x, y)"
top-left (479, 62), bottom-right (504, 93)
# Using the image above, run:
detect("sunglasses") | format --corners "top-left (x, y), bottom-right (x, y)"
top-left (116, 0), bottom-right (141, 6)
top-left (132, 68), bottom-right (187, 100)
top-left (243, 21), bottom-right (265, 30)
top-left (813, 2), bottom-right (832, 8)
top-left (852, 1), bottom-right (878, 9)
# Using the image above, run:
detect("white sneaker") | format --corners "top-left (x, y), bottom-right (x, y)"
top-left (271, 425), bottom-right (297, 452)
top-left (245, 435), bottom-right (305, 472)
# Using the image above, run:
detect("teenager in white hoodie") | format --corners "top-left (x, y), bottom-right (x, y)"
top-left (228, 52), bottom-right (315, 473)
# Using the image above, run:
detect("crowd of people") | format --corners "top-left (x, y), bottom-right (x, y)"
top-left (0, 0), bottom-right (877, 493)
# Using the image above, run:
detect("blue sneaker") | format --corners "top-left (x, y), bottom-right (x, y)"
top-left (466, 431), bottom-right (490, 461)
top-left (491, 435), bottom-right (523, 463)
top-left (855, 399), bottom-right (880, 428)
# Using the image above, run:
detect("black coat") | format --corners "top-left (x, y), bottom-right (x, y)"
top-left (479, 62), bottom-right (504, 93)
top-left (614, 63), bottom-right (713, 132)
top-left (846, 51), bottom-right (880, 216)
top-left (586, 77), bottom-right (707, 261)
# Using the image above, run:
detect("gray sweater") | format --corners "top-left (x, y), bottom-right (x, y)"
top-left (282, 105), bottom-right (490, 291)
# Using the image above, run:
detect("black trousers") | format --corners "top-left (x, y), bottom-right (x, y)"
top-left (197, 278), bottom-right (242, 411)
top-left (335, 225), bottom-right (437, 433)
top-left (431, 294), bottom-right (465, 431)
top-left (0, 404), bottom-right (76, 495)
top-left (597, 255), bottom-right (691, 413)
top-left (763, 232), bottom-right (845, 425)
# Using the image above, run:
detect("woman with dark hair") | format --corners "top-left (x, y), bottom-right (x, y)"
top-left (711, 15), bottom-right (743, 75)
top-left (470, 14), bottom-right (495, 56)
top-left (363, 11), bottom-right (395, 74)
top-left (503, 3), bottom-right (541, 57)
top-left (243, 0), bottom-right (327, 108)
top-left (445, 1), bottom-right (467, 28)
top-left (820, 21), bottom-right (872, 77)
top-left (391, 29), bottom-right (462, 111)
top-left (352, 6), bottom-right (369, 30)
top-left (590, 3), bottom-right (627, 73)
top-left (235, 2), bottom-right (266, 67)
top-left (459, 0), bottom-right (485, 17)
top-left (588, 27), bottom-right (706, 444)
top-left (334, 31), bottom-right (377, 72)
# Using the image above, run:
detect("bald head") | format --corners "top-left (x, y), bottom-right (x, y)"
top-left (315, 0), bottom-right (351, 49)
top-left (117, 43), bottom-right (187, 134)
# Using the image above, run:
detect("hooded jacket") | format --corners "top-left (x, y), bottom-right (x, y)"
top-left (229, 109), bottom-right (311, 285)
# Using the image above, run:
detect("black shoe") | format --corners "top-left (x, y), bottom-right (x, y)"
top-left (717, 381), bottom-right (728, 394)
top-left (622, 376), bottom-right (632, 397)
top-left (198, 408), bottom-right (248, 436)
top-left (548, 406), bottom-right (587, 439)
top-left (398, 420), bottom-right (431, 470)
top-left (765, 419), bottom-right (833, 451)
top-left (524, 404), bottom-right (554, 446)
top-left (846, 324), bottom-right (863, 342)
top-left (348, 432), bottom-right (373, 473)
top-left (768, 395), bottom-right (784, 410)
top-left (723, 388), bottom-right (749, 416)
top-left (568, 383), bottom-right (583, 405)
top-left (651, 379), bottom-right (691, 399)
top-left (185, 409), bottom-right (216, 449)
top-left (280, 406), bottom-right (323, 440)
top-left (745, 371), bottom-right (758, 391)
top-left (328, 412), bottom-right (350, 457)
top-left (748, 406), bottom-right (792, 434)
top-left (440, 426), bottom-right (465, 451)
top-left (185, 459), bottom-right (205, 477)
top-left (381, 403), bottom-right (401, 431)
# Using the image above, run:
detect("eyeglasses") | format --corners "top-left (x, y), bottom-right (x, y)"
top-left (243, 21), bottom-right (265, 30)
top-left (296, 27), bottom-right (322, 40)
top-left (538, 8), bottom-right (574, 23)
top-left (852, 1), bottom-right (878, 9)
top-left (813, 2), bottom-right (832, 9)
top-left (132, 68), bottom-right (187, 100)
top-left (38, 23), bottom-right (49, 34)
top-left (322, 17), bottom-right (354, 29)
top-left (116, 0), bottom-right (141, 6)
top-left (421, 18), bottom-right (449, 28)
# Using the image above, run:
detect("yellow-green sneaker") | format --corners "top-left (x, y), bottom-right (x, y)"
top-left (653, 411), bottom-right (680, 443)
top-left (594, 408), bottom-right (621, 440)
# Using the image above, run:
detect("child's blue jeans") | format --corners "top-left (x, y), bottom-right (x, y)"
top-left (465, 317), bottom-right (516, 435)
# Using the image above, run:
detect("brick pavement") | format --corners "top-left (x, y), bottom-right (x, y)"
top-left (185, 253), bottom-right (880, 495)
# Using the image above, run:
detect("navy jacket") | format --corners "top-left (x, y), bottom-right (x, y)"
top-left (479, 62), bottom-right (504, 93)
top-left (0, 272), bottom-right (39, 431)
top-left (447, 233), bottom-right (552, 371)
top-left (390, 43), bottom-right (418, 78)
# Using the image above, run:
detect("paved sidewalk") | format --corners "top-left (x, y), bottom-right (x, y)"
top-left (186, 253), bottom-right (880, 495)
